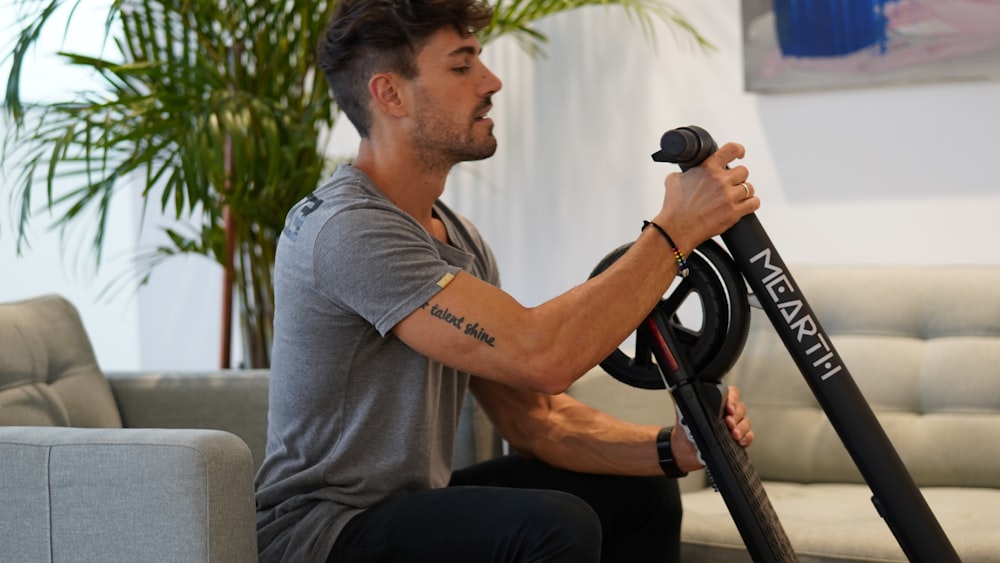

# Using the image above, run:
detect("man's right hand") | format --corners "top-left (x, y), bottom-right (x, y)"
top-left (650, 141), bottom-right (758, 257)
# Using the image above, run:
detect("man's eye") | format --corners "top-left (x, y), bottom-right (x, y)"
top-left (453, 66), bottom-right (471, 74)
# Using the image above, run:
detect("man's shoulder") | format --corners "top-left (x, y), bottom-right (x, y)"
top-left (311, 164), bottom-right (386, 211)
top-left (282, 165), bottom-right (406, 243)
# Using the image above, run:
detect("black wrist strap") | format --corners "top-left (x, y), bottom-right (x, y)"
top-left (656, 426), bottom-right (689, 478)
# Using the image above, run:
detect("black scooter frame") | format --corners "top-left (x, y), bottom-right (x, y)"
top-left (638, 126), bottom-right (960, 562)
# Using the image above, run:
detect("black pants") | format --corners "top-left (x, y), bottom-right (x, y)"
top-left (327, 455), bottom-right (682, 563)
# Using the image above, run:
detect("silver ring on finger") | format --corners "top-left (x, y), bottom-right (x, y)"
top-left (739, 182), bottom-right (750, 199)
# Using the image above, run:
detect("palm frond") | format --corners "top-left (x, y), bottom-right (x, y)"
top-left (3, 0), bottom-right (708, 367)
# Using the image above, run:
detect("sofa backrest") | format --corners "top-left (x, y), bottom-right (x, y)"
top-left (728, 266), bottom-right (1000, 488)
top-left (0, 295), bottom-right (122, 428)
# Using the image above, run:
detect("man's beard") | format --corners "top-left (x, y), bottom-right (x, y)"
top-left (411, 98), bottom-right (497, 172)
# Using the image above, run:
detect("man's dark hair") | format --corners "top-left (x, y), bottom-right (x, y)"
top-left (318, 0), bottom-right (494, 138)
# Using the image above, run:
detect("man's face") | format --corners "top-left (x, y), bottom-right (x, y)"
top-left (406, 28), bottom-right (503, 168)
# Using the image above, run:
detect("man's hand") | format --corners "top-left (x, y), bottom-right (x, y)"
top-left (724, 385), bottom-right (754, 447)
top-left (652, 141), bottom-right (759, 257)
top-left (672, 385), bottom-right (754, 473)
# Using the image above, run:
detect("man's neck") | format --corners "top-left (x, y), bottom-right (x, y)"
top-left (352, 138), bottom-right (450, 238)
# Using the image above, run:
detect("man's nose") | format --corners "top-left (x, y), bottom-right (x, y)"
top-left (481, 64), bottom-right (502, 95)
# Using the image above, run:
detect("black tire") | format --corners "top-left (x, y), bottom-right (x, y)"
top-left (588, 239), bottom-right (751, 389)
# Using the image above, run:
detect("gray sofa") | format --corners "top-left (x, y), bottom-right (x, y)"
top-left (0, 295), bottom-right (266, 563)
top-left (3, 264), bottom-right (999, 562)
top-left (570, 265), bottom-right (1000, 562)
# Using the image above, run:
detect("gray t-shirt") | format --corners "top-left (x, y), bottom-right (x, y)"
top-left (255, 164), bottom-right (500, 563)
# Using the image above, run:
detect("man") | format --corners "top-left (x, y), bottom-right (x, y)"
top-left (255, 1), bottom-right (759, 562)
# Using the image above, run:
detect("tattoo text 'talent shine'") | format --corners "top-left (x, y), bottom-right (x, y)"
top-left (421, 302), bottom-right (496, 347)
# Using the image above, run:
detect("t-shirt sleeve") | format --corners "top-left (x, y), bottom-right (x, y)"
top-left (311, 206), bottom-right (462, 336)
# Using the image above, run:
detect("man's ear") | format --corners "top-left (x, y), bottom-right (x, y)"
top-left (368, 73), bottom-right (409, 118)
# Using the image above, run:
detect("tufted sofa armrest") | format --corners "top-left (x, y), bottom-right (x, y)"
top-left (106, 370), bottom-right (270, 471)
top-left (0, 426), bottom-right (256, 563)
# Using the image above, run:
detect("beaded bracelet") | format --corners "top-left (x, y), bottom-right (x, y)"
top-left (642, 220), bottom-right (689, 278)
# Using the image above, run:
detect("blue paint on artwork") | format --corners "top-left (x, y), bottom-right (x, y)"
top-left (773, 0), bottom-right (895, 57)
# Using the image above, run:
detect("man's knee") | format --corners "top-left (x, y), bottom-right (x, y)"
top-left (599, 476), bottom-right (683, 563)
top-left (514, 490), bottom-right (602, 563)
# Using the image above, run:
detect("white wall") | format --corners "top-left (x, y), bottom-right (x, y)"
top-left (444, 2), bottom-right (1000, 310)
top-left (3, 1), bottom-right (999, 371)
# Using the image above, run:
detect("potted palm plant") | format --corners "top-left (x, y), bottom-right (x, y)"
top-left (2, 0), bottom-right (709, 368)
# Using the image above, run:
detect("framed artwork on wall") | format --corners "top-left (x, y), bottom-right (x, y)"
top-left (742, 0), bottom-right (1000, 93)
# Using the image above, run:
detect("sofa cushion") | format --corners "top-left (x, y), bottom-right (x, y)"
top-left (681, 483), bottom-right (1000, 563)
top-left (107, 371), bottom-right (271, 469)
top-left (728, 266), bottom-right (1000, 488)
top-left (0, 295), bottom-right (122, 428)
top-left (566, 265), bottom-right (1000, 561)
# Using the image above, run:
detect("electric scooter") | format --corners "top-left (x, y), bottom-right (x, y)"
top-left (589, 126), bottom-right (960, 562)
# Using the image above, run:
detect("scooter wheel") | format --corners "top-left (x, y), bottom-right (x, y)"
top-left (588, 239), bottom-right (750, 389)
